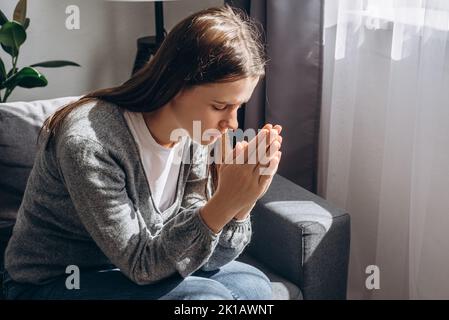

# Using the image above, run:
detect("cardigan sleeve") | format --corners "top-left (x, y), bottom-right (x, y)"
top-left (180, 142), bottom-right (252, 271)
top-left (57, 135), bottom-right (221, 285)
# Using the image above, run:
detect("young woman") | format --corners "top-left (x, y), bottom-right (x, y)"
top-left (3, 5), bottom-right (282, 300)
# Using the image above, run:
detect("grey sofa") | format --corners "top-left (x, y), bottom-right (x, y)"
top-left (0, 96), bottom-right (350, 300)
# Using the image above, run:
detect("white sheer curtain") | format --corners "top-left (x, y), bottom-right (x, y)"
top-left (320, 0), bottom-right (449, 299)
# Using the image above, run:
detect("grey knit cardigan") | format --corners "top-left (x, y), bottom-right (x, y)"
top-left (5, 99), bottom-right (251, 285)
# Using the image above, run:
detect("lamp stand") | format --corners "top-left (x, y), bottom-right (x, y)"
top-left (132, 1), bottom-right (165, 75)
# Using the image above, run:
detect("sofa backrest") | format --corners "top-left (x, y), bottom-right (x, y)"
top-left (0, 96), bottom-right (81, 220)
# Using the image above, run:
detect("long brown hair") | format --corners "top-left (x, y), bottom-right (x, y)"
top-left (39, 4), bottom-right (267, 191)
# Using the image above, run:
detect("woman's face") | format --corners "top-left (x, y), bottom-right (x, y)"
top-left (169, 76), bottom-right (260, 145)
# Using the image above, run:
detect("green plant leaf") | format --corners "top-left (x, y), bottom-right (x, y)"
top-left (0, 21), bottom-right (26, 51)
top-left (1, 43), bottom-right (18, 57)
top-left (13, 0), bottom-right (27, 25)
top-left (0, 58), bottom-right (6, 83)
top-left (0, 10), bottom-right (8, 26)
top-left (0, 58), bottom-right (6, 80)
top-left (30, 60), bottom-right (81, 68)
top-left (2, 66), bottom-right (47, 89)
top-left (6, 66), bottom-right (16, 78)
top-left (23, 17), bottom-right (30, 30)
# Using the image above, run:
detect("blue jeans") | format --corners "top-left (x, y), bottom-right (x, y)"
top-left (2, 261), bottom-right (273, 300)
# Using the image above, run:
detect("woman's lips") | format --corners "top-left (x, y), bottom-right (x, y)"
top-left (206, 130), bottom-right (225, 138)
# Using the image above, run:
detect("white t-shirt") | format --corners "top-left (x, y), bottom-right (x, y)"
top-left (123, 110), bottom-right (186, 213)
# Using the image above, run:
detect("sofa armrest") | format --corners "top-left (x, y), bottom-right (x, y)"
top-left (246, 174), bottom-right (350, 300)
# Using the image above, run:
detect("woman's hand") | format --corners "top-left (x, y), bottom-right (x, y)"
top-left (213, 128), bottom-right (277, 212)
top-left (232, 124), bottom-right (283, 220)
top-left (217, 124), bottom-right (282, 209)
top-left (200, 124), bottom-right (282, 233)
top-left (256, 123), bottom-right (283, 199)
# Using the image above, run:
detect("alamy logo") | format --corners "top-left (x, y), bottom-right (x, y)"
top-left (170, 121), bottom-right (279, 176)
top-left (65, 265), bottom-right (80, 290)
top-left (65, 5), bottom-right (80, 30)
top-left (365, 265), bottom-right (380, 290)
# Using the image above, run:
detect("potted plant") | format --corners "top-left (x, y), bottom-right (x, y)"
top-left (0, 0), bottom-right (80, 102)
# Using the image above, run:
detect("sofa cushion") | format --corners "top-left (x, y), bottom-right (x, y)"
top-left (0, 96), bottom-right (81, 200)
top-left (237, 252), bottom-right (303, 300)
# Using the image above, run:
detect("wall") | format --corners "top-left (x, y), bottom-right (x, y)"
top-left (0, 0), bottom-right (223, 102)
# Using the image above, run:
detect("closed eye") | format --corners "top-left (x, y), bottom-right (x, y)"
top-left (211, 104), bottom-right (226, 110)
top-left (211, 103), bottom-right (246, 111)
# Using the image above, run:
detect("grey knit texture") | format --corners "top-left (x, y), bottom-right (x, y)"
top-left (5, 99), bottom-right (251, 285)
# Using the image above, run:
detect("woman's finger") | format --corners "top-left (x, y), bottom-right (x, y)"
top-left (272, 125), bottom-right (283, 146)
top-left (262, 123), bottom-right (273, 131)
top-left (228, 124), bottom-right (281, 166)
top-left (219, 132), bottom-right (234, 164)
top-left (245, 129), bottom-right (268, 165)
top-left (258, 129), bottom-right (280, 166)
top-left (273, 124), bottom-right (282, 134)
top-left (255, 150), bottom-right (281, 176)
top-left (257, 156), bottom-right (275, 182)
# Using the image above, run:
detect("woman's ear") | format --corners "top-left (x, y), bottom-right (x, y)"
top-left (172, 89), bottom-right (184, 102)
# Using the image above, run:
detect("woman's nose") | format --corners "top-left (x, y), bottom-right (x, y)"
top-left (220, 112), bottom-right (239, 131)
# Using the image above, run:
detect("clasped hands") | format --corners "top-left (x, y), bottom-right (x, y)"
top-left (214, 123), bottom-right (283, 220)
